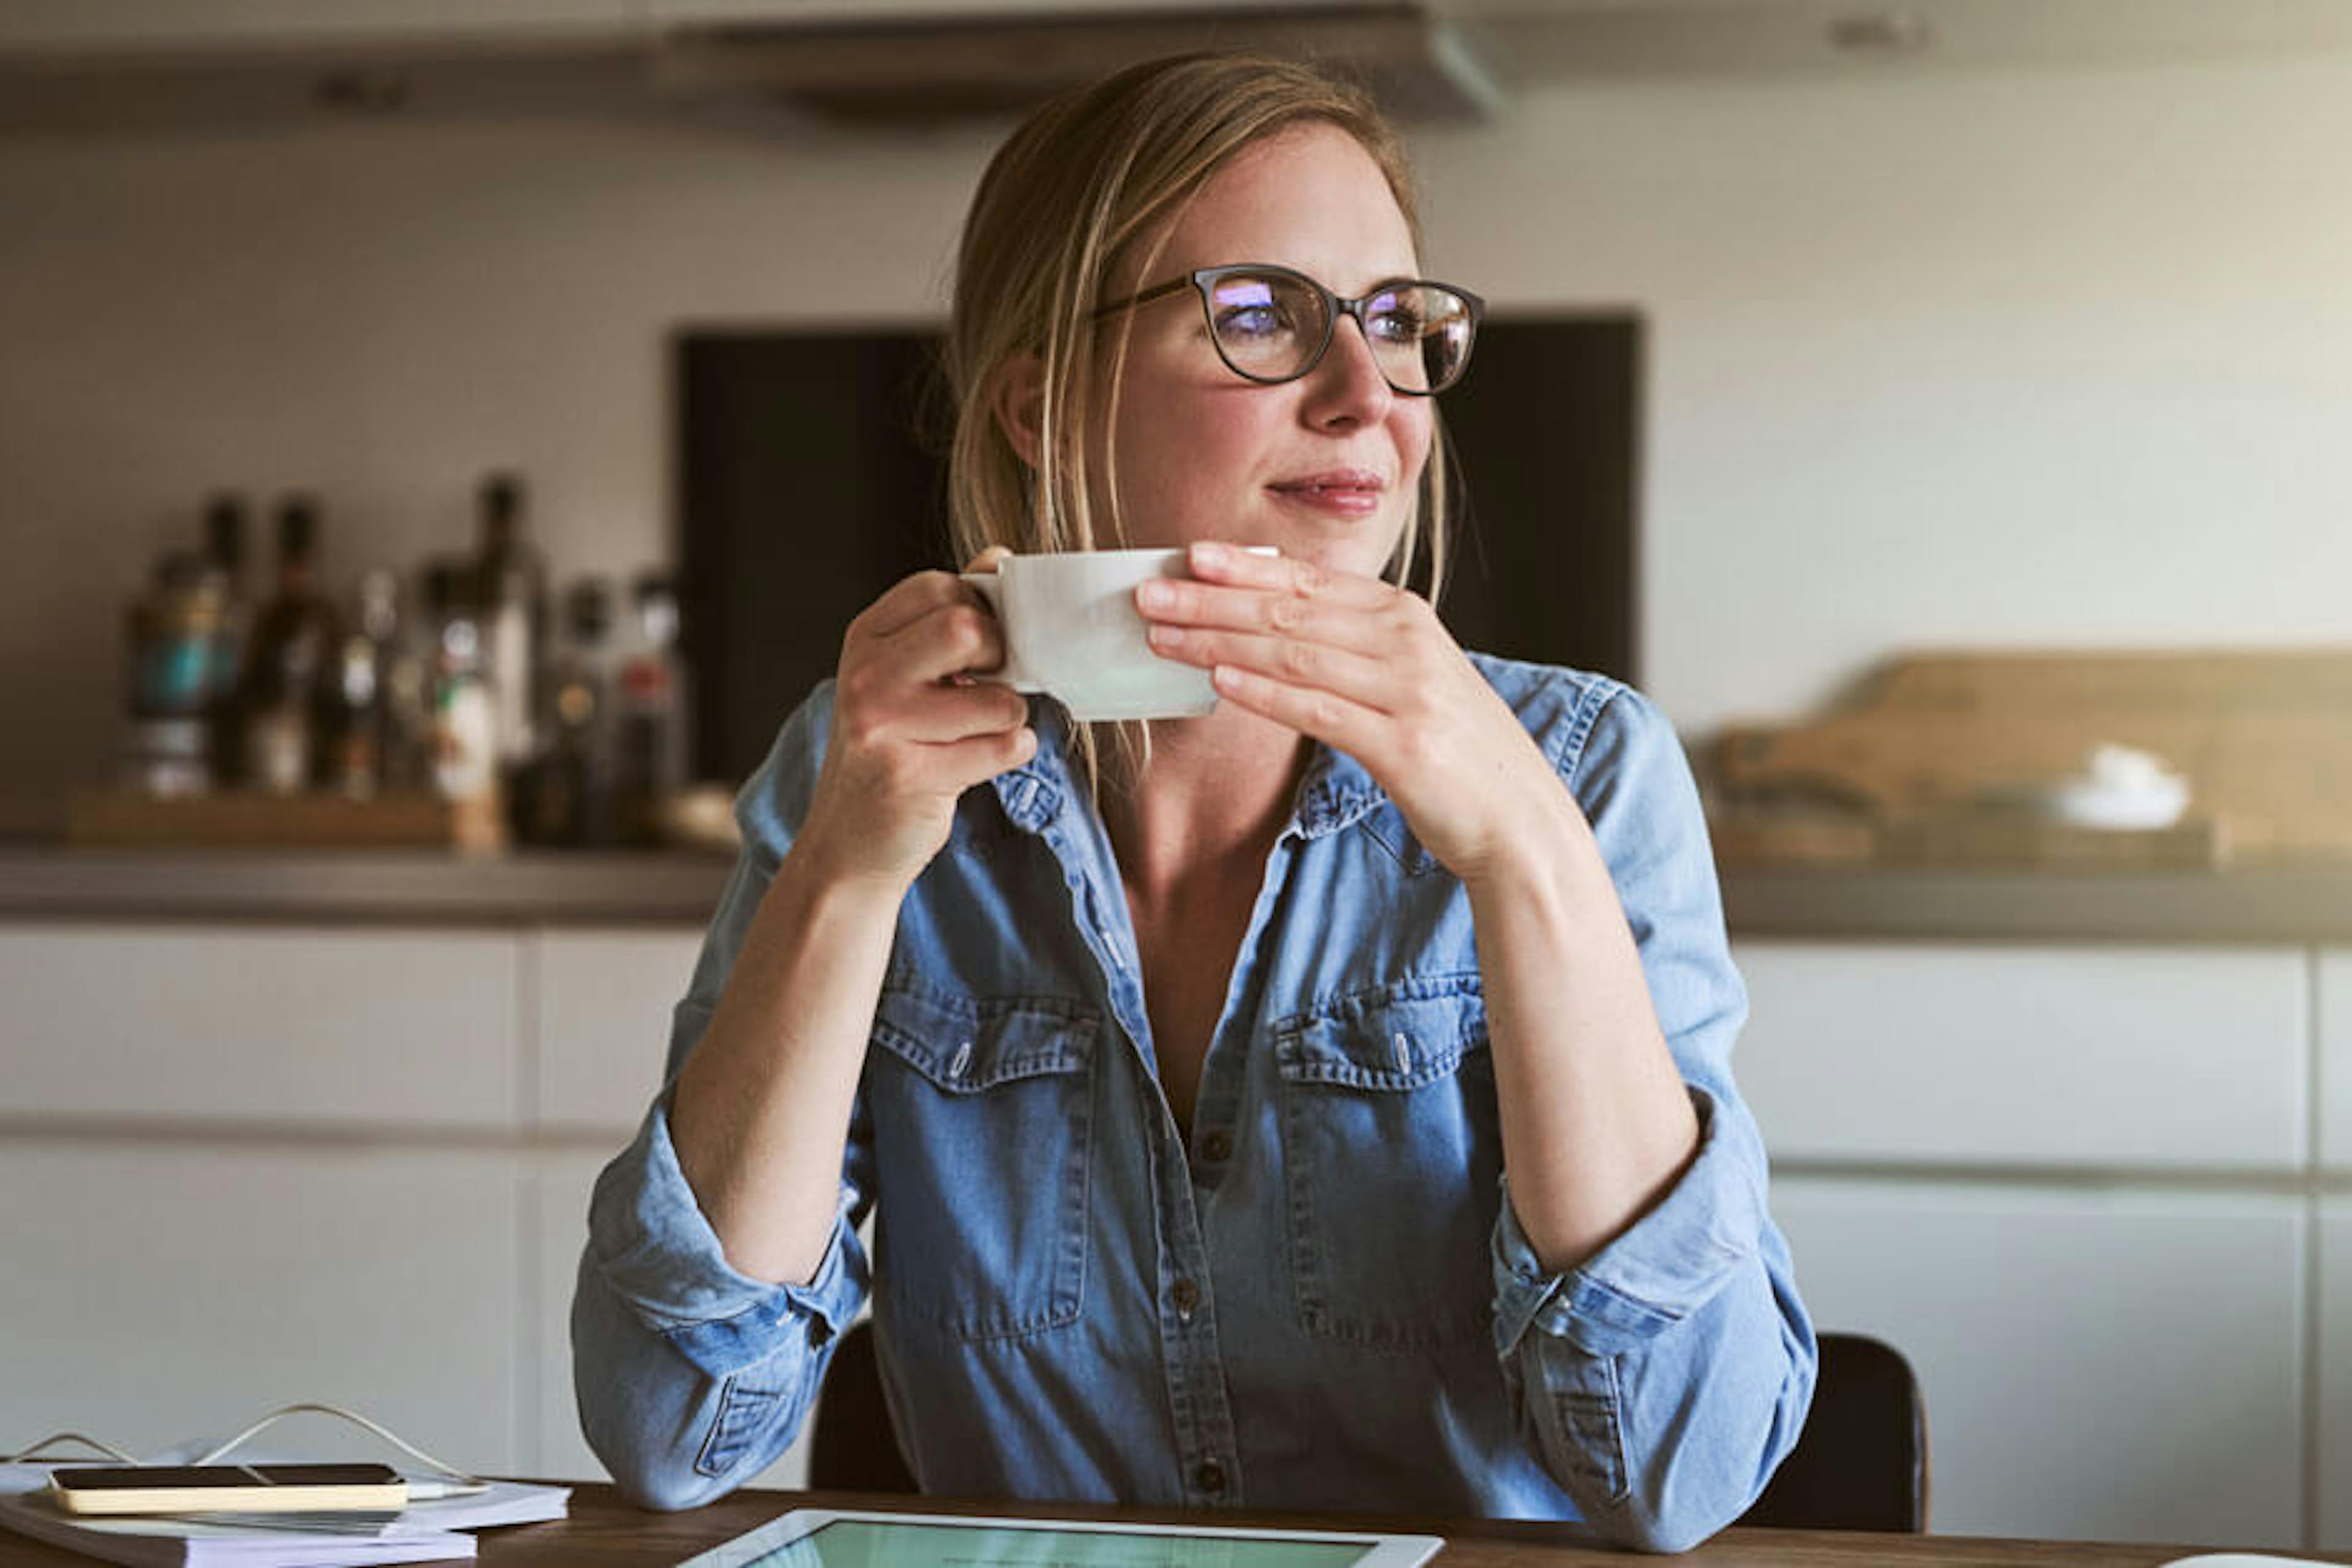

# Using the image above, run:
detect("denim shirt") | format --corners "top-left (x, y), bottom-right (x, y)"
top-left (573, 653), bottom-right (1815, 1553)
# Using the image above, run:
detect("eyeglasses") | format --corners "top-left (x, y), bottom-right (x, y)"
top-left (1093, 263), bottom-right (1484, 396)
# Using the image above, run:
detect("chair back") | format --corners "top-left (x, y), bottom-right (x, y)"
top-left (809, 1319), bottom-right (916, 1494)
top-left (813, 1321), bottom-right (1929, 1532)
top-left (1739, 1331), bottom-right (1929, 1532)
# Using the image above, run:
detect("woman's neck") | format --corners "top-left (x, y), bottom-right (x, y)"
top-left (1101, 707), bottom-right (1310, 900)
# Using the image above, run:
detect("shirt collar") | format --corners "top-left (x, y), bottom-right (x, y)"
top-left (990, 703), bottom-right (1389, 842)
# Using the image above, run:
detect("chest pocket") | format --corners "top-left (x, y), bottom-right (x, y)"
top-left (1273, 975), bottom-right (1502, 1351)
top-left (866, 984), bottom-right (1098, 1344)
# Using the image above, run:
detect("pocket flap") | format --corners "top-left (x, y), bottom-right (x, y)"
top-left (1274, 975), bottom-right (1488, 1090)
top-left (871, 984), bottom-right (1096, 1093)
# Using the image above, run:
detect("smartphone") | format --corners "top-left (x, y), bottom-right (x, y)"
top-left (48, 1463), bottom-right (408, 1515)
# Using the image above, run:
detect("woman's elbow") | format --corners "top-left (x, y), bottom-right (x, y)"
top-left (597, 1439), bottom-right (740, 1513)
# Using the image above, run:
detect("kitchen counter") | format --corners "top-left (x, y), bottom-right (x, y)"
top-left (1719, 861), bottom-right (2352, 943)
top-left (0, 846), bottom-right (739, 924)
top-left (5, 845), bottom-right (2352, 940)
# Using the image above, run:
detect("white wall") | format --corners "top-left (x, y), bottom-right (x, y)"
top-left (1410, 56), bottom-right (2352, 738)
top-left (6, 50), bottom-right (2351, 824)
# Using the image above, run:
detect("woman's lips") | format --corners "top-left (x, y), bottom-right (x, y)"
top-left (1267, 471), bottom-right (1388, 519)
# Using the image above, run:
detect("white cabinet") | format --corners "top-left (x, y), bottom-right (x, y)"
top-left (532, 927), bottom-right (702, 1134)
top-left (0, 920), bottom-right (703, 1494)
top-left (533, 1152), bottom-right (611, 1480)
top-left (1735, 938), bottom-right (2326, 1550)
top-left (13, 918), bottom-right (2339, 1547)
top-left (2324, 1199), bottom-right (2352, 1550)
top-left (1735, 940), bottom-right (2309, 1170)
top-left (0, 922), bottom-right (520, 1129)
top-left (1777, 1177), bottom-right (2305, 1548)
top-left (0, 1141), bottom-right (519, 1474)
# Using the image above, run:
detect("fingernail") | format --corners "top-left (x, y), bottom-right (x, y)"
top-left (1136, 580), bottom-right (1173, 609)
top-left (1191, 541), bottom-right (1229, 569)
top-left (1147, 624), bottom-right (1181, 648)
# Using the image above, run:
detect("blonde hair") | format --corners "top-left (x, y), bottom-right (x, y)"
top-left (942, 52), bottom-right (1452, 786)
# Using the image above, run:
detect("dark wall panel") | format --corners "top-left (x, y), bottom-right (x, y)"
top-left (679, 317), bottom-right (1638, 787)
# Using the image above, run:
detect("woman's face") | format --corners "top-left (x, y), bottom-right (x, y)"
top-left (1095, 121), bottom-right (1433, 580)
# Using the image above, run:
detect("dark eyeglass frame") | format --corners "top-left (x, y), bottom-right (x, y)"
top-left (1092, 263), bottom-right (1486, 396)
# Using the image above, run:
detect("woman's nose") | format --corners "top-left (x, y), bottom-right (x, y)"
top-left (1301, 315), bottom-right (1396, 429)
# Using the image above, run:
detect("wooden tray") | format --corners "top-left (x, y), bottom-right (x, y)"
top-left (1708, 647), bottom-right (2352, 867)
top-left (67, 789), bottom-right (506, 853)
top-left (1710, 806), bottom-right (2231, 870)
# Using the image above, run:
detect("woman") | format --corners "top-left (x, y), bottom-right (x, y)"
top-left (574, 52), bottom-right (1814, 1553)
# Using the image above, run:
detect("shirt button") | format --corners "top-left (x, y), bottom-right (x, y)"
top-left (1195, 1459), bottom-right (1227, 1496)
top-left (1170, 1278), bottom-right (1200, 1321)
top-left (1199, 1129), bottom-right (1232, 1163)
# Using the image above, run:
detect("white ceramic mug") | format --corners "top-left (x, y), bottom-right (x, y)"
top-left (961, 546), bottom-right (1274, 722)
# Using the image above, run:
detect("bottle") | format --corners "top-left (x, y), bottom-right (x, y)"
top-left (424, 559), bottom-right (499, 807)
top-left (516, 577), bottom-right (619, 847)
top-left (239, 496), bottom-right (340, 796)
top-left (200, 493), bottom-right (253, 788)
top-left (121, 551), bottom-right (224, 798)
top-left (474, 472), bottom-right (549, 785)
top-left (378, 568), bottom-right (436, 795)
top-left (318, 567), bottom-right (400, 801)
top-left (614, 570), bottom-right (690, 846)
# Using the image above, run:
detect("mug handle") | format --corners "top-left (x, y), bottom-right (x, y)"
top-left (959, 571), bottom-right (1038, 692)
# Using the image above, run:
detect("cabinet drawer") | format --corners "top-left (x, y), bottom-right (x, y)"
top-left (2320, 950), bottom-right (2352, 1170)
top-left (1777, 1176), bottom-right (2304, 1547)
top-left (532, 927), bottom-right (702, 1132)
top-left (0, 923), bottom-right (518, 1128)
top-left (1733, 941), bottom-right (2307, 1169)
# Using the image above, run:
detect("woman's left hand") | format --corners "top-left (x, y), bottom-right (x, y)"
top-left (1136, 540), bottom-right (1572, 884)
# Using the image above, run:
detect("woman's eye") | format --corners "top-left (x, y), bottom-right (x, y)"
top-left (1217, 304), bottom-right (1292, 341)
top-left (1368, 306), bottom-right (1426, 343)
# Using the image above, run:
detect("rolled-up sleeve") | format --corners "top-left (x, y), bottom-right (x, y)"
top-left (570, 685), bottom-right (877, 1509)
top-left (1491, 682), bottom-right (1817, 1553)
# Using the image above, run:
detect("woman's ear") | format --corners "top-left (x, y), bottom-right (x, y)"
top-left (990, 351), bottom-right (1046, 469)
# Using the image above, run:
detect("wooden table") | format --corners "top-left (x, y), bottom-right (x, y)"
top-left (6, 1486), bottom-right (2348, 1566)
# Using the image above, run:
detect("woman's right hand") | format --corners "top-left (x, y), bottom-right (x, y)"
top-left (794, 556), bottom-right (1034, 891)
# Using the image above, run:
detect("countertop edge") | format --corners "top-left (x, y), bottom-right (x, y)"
top-left (0, 847), bottom-right (742, 924)
top-left (5, 848), bottom-right (2352, 941)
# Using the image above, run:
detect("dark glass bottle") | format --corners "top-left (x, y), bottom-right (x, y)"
top-left (516, 577), bottom-right (619, 847)
top-left (615, 571), bottom-right (689, 846)
top-left (318, 567), bottom-right (399, 801)
top-left (239, 497), bottom-right (341, 796)
top-left (201, 493), bottom-right (252, 788)
top-left (475, 472), bottom-right (550, 786)
top-left (122, 550), bottom-right (223, 798)
top-left (424, 558), bottom-right (499, 805)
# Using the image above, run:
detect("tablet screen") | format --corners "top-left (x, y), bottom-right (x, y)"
top-left (775, 1518), bottom-right (1365, 1566)
top-left (682, 1509), bottom-right (1441, 1568)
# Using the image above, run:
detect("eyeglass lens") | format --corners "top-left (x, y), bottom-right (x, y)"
top-left (1202, 271), bottom-right (1474, 393)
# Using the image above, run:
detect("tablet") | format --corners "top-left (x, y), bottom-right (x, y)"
top-left (676, 1506), bottom-right (1444, 1568)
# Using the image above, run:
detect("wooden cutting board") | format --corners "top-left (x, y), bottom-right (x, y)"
top-left (1709, 647), bottom-right (2352, 865)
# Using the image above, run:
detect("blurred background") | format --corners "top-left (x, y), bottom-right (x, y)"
top-left (4, 0), bottom-right (2351, 1554)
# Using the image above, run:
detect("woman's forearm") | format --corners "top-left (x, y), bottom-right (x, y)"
top-left (668, 843), bottom-right (906, 1286)
top-left (1467, 788), bottom-right (1701, 1273)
